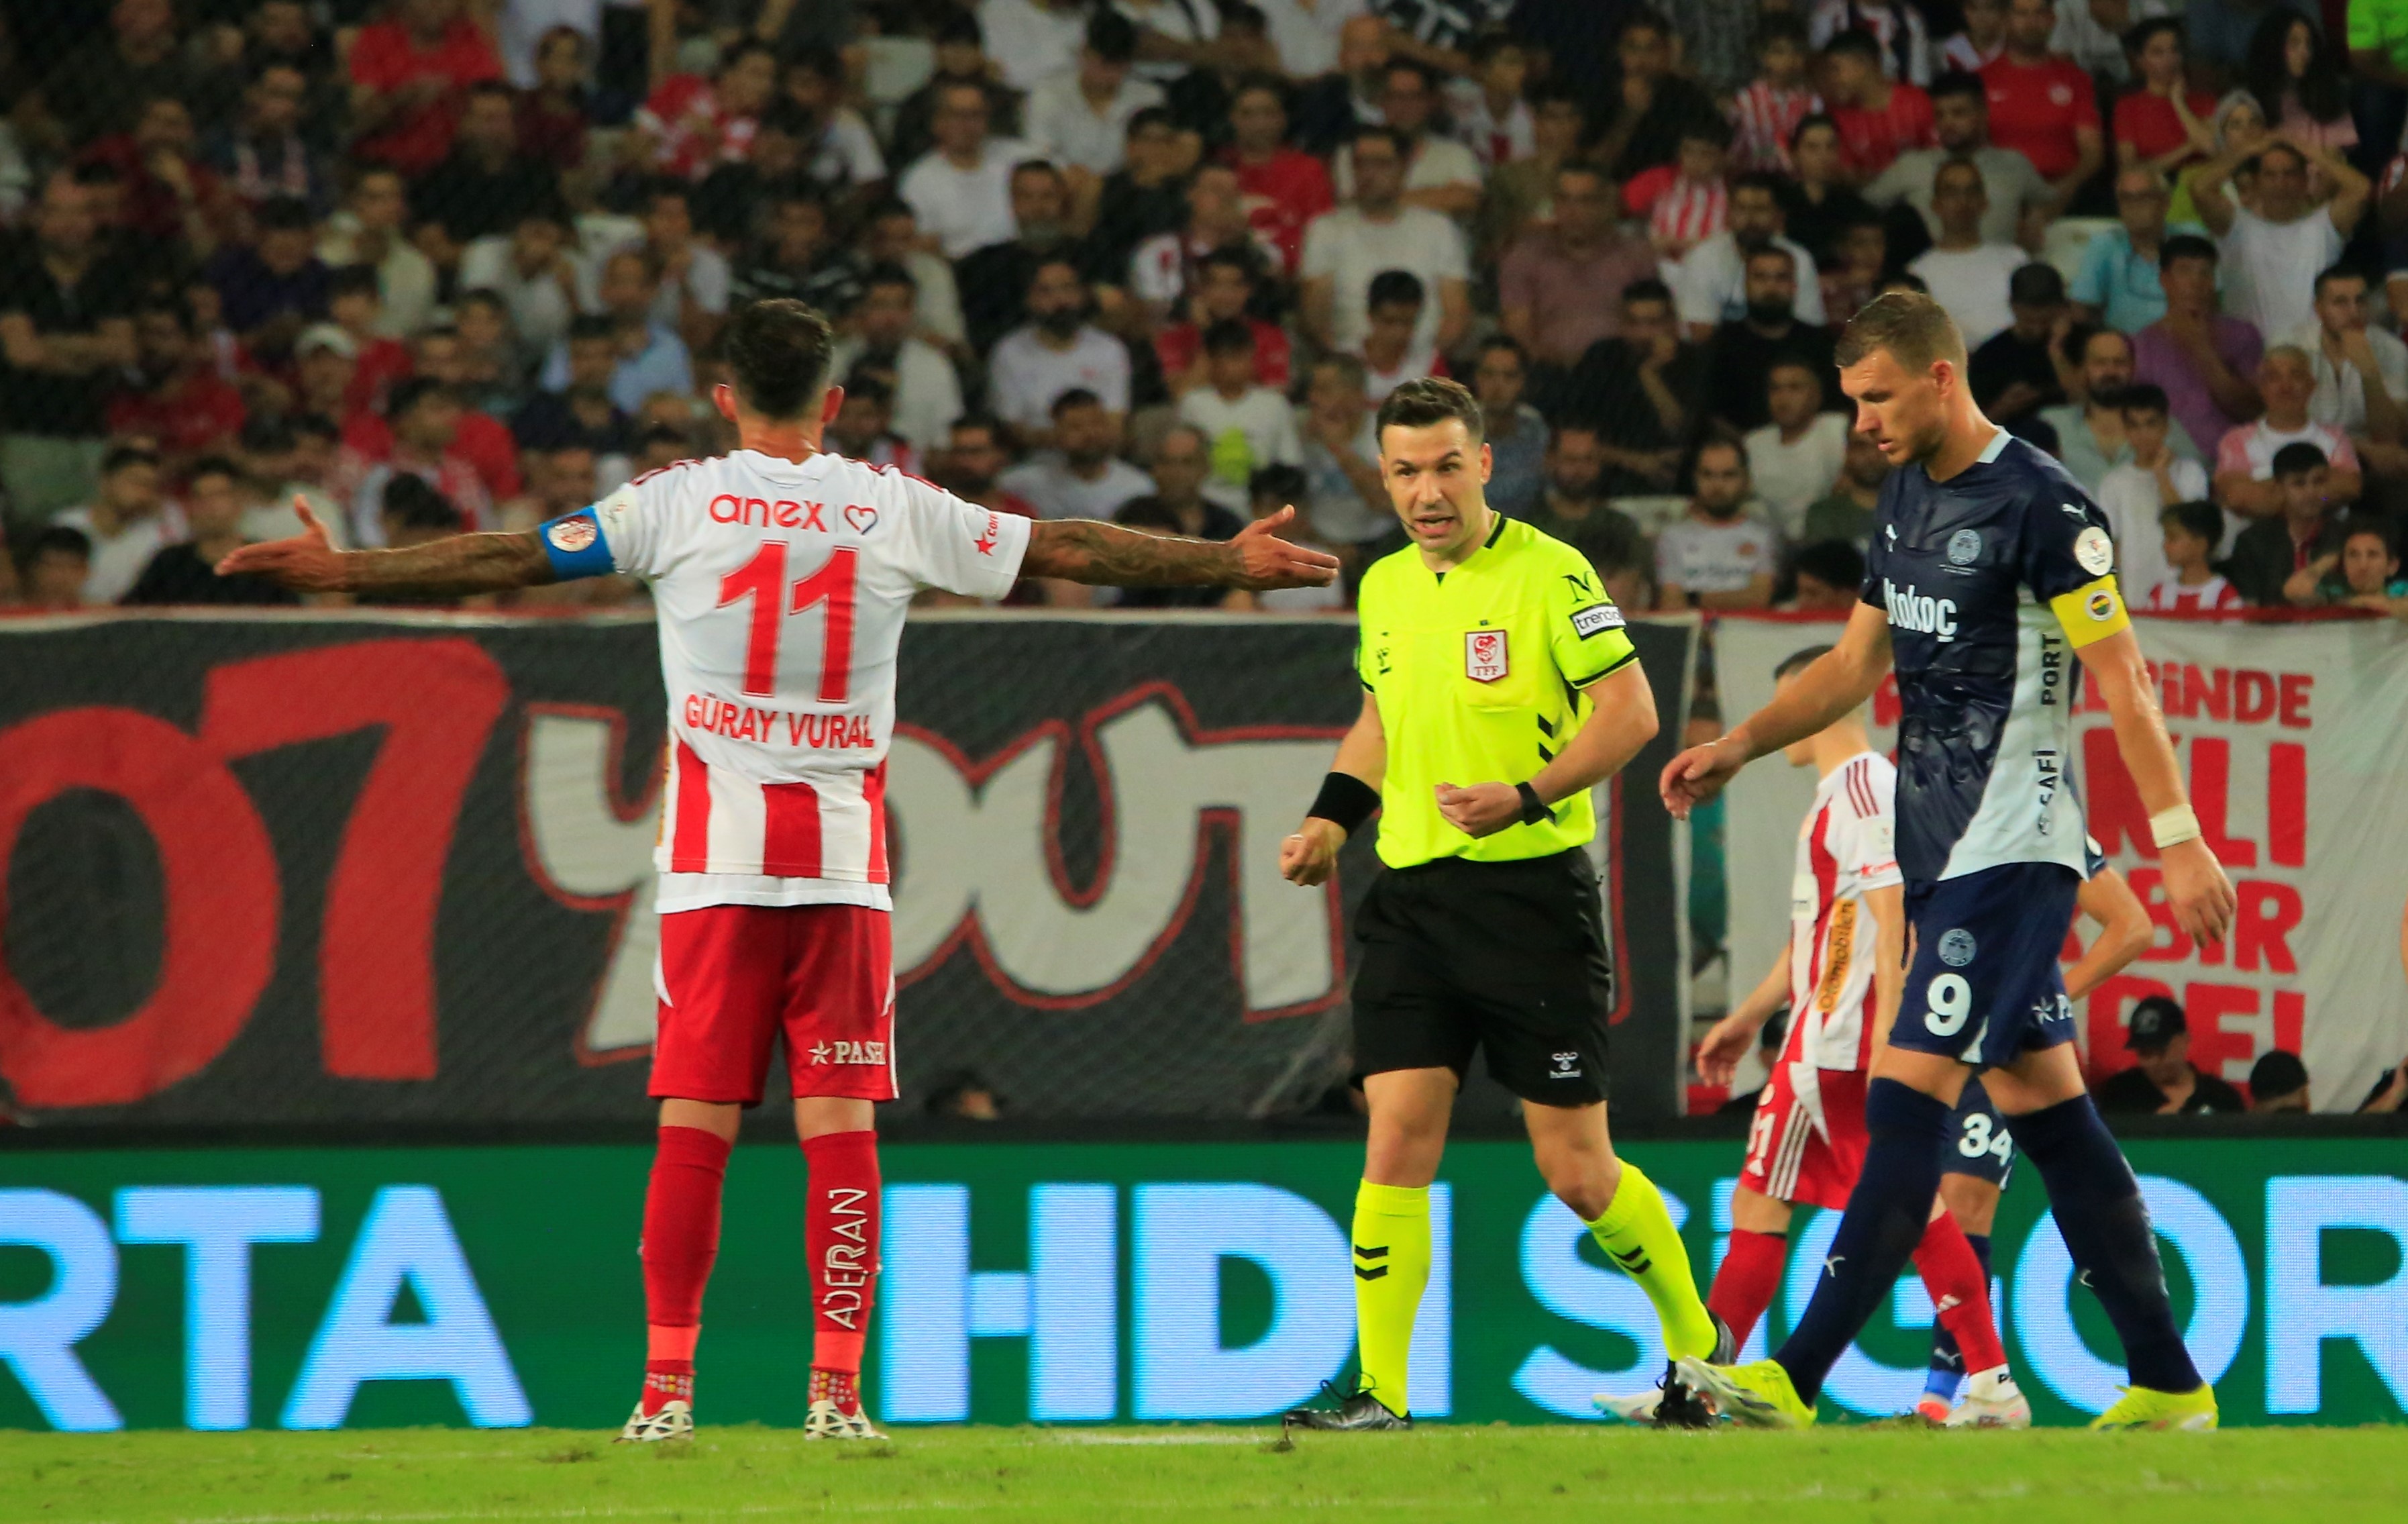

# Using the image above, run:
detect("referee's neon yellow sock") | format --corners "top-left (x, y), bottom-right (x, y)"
top-left (1351, 1180), bottom-right (1430, 1414)
top-left (1585, 1160), bottom-right (1718, 1361)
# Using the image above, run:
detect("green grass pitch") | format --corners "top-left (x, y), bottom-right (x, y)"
top-left (4, 1424), bottom-right (2404, 1523)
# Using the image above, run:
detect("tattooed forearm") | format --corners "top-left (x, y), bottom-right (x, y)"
top-left (337, 532), bottom-right (556, 595)
top-left (1023, 519), bottom-right (1242, 587)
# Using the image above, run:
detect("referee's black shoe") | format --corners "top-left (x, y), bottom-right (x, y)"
top-left (1652, 1313), bottom-right (1738, 1429)
top-left (1284, 1382), bottom-right (1410, 1431)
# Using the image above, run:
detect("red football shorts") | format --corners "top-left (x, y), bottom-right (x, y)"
top-left (1737, 1064), bottom-right (1869, 1211)
top-left (649, 903), bottom-right (898, 1105)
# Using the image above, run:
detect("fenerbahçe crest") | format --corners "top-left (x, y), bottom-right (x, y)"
top-left (1465, 629), bottom-right (1508, 682)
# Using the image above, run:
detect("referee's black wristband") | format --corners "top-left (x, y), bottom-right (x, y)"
top-left (1306, 772), bottom-right (1380, 835)
top-left (1516, 780), bottom-right (1551, 825)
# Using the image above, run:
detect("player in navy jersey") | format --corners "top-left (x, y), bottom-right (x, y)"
top-left (1660, 291), bottom-right (2236, 1432)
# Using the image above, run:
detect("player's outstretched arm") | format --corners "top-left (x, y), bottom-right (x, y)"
top-left (1433, 658), bottom-right (1657, 837)
top-left (215, 498), bottom-right (555, 596)
top-left (2075, 627), bottom-right (2236, 945)
top-left (1022, 505), bottom-right (1341, 591)
top-left (1658, 602), bottom-right (1894, 819)
top-left (1281, 691), bottom-right (1385, 887)
top-left (1697, 941), bottom-right (1791, 1085)
top-left (1862, 882), bottom-right (1908, 1050)
top-left (2064, 866), bottom-right (2152, 1001)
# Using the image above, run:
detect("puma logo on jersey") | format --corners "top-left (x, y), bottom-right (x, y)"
top-left (1883, 578), bottom-right (1959, 642)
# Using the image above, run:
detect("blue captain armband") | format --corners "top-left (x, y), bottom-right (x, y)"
top-left (538, 509), bottom-right (615, 580)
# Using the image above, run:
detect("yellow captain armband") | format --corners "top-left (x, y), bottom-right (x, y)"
top-left (2048, 574), bottom-right (2131, 648)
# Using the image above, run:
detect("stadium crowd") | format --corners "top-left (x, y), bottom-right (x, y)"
top-left (6, 0), bottom-right (2408, 619)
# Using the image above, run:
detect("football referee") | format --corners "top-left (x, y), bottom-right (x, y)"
top-left (1279, 378), bottom-right (1727, 1432)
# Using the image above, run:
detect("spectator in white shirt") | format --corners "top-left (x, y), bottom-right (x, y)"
top-left (2097, 383), bottom-right (2210, 595)
top-left (1679, 172), bottom-right (1826, 337)
top-left (2138, 498), bottom-right (2244, 611)
top-left (2212, 345), bottom-right (2363, 522)
top-left (829, 264), bottom-right (964, 453)
top-left (1355, 269), bottom-right (1445, 401)
top-left (2187, 133), bottom-right (2366, 343)
top-left (1176, 319), bottom-right (1304, 495)
top-left (898, 81), bottom-right (1039, 258)
top-left (1743, 356), bottom-right (1851, 538)
top-left (978, 0), bottom-right (1092, 91)
top-left (460, 203), bottom-right (578, 371)
top-left (1023, 11), bottom-right (1167, 177)
top-left (1301, 125), bottom-right (1471, 355)
top-left (52, 444), bottom-right (173, 606)
top-left (986, 257), bottom-right (1134, 447)
top-left (1655, 437), bottom-right (1781, 610)
top-left (2289, 264), bottom-right (2408, 482)
top-left (1331, 61), bottom-right (1485, 220)
top-left (1907, 159), bottom-right (2032, 348)
top-left (996, 389), bottom-right (1157, 525)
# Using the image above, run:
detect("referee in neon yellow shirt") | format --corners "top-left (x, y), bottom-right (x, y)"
top-left (1279, 378), bottom-right (1728, 1432)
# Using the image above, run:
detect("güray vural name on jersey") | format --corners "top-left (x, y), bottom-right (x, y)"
top-left (682, 691), bottom-right (878, 748)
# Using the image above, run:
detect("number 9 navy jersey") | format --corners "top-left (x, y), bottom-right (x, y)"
top-left (1858, 429), bottom-right (2132, 887)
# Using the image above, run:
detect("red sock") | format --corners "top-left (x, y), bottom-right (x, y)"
top-left (803, 1129), bottom-right (880, 1410)
top-left (1708, 1227), bottom-right (1788, 1345)
top-left (641, 1125), bottom-right (731, 1403)
top-left (1913, 1212), bottom-right (2006, 1374)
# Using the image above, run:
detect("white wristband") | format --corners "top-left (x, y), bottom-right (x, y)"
top-left (2150, 805), bottom-right (2202, 850)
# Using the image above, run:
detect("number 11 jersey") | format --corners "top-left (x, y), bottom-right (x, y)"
top-left (541, 449), bottom-right (1033, 911)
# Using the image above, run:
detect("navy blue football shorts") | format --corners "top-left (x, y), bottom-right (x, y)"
top-left (1890, 861), bottom-right (2081, 1069)
top-left (1942, 1076), bottom-right (2016, 1188)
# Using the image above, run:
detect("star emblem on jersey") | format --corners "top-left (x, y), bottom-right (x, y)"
top-left (809, 1042), bottom-right (833, 1065)
top-left (1464, 629), bottom-right (1509, 682)
top-left (844, 503), bottom-right (880, 534)
top-left (2073, 525), bottom-right (2115, 576)
top-left (1946, 529), bottom-right (1981, 565)
top-left (546, 517), bottom-right (597, 552)
top-left (1938, 928), bottom-right (1977, 967)
top-left (973, 513), bottom-right (999, 556)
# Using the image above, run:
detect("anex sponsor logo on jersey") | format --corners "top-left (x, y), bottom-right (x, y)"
top-left (1881, 578), bottom-right (1958, 642)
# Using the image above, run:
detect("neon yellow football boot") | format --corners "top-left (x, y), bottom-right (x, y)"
top-left (1676, 1357), bottom-right (1816, 1429)
top-left (2089, 1384), bottom-right (2219, 1431)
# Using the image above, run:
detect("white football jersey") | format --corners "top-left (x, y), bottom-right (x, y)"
top-left (559, 449), bottom-right (1032, 910)
top-left (1784, 751), bottom-right (1904, 1072)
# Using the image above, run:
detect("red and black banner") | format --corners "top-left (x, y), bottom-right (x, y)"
top-left (0, 613), bottom-right (1694, 1129)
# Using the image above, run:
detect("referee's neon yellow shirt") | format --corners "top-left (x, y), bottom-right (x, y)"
top-left (1356, 512), bottom-right (1640, 870)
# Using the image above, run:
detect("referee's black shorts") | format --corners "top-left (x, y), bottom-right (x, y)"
top-left (1349, 848), bottom-right (1614, 1106)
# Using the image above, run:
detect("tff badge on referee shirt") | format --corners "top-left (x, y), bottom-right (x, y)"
top-left (1465, 629), bottom-right (1509, 682)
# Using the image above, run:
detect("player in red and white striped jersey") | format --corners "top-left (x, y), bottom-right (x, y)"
top-left (219, 299), bottom-right (1338, 1443)
top-left (1596, 644), bottom-right (2022, 1427)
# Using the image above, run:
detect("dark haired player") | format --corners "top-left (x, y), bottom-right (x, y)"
top-left (1661, 291), bottom-right (2235, 1431)
top-left (1279, 376), bottom-right (1728, 1433)
top-left (220, 298), bottom-right (1337, 1442)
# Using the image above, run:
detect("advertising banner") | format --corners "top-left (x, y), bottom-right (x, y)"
top-left (0, 612), bottom-right (1694, 1127)
top-left (0, 1139), bottom-right (2399, 1431)
top-left (1716, 614), bottom-right (2408, 1111)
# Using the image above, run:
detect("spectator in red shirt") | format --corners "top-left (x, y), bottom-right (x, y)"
top-left (1980, 0), bottom-right (2103, 209)
top-left (327, 264), bottom-right (414, 421)
top-left (108, 301), bottom-right (248, 479)
top-left (75, 95), bottom-right (232, 255)
top-left (1823, 29), bottom-right (1935, 179)
top-left (1155, 248), bottom-right (1293, 397)
top-left (344, 325), bottom-right (524, 504)
top-left (516, 26), bottom-right (591, 172)
top-left (636, 41), bottom-right (780, 181)
top-left (2114, 17), bottom-right (2218, 181)
top-left (1222, 77), bottom-right (1333, 277)
top-left (348, 0), bottom-right (505, 177)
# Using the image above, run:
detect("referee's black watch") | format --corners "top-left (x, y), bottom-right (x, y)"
top-left (1514, 781), bottom-right (1551, 825)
